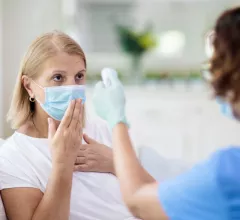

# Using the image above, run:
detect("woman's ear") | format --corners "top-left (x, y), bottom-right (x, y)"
top-left (22, 75), bottom-right (34, 98)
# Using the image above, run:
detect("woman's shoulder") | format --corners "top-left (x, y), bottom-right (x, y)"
top-left (0, 133), bottom-right (19, 155)
top-left (0, 133), bottom-right (29, 163)
top-left (0, 132), bottom-right (48, 160)
top-left (0, 133), bottom-right (31, 173)
top-left (0, 133), bottom-right (43, 191)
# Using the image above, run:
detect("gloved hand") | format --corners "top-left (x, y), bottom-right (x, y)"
top-left (92, 74), bottom-right (128, 129)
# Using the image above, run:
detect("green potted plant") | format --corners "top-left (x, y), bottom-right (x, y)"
top-left (116, 25), bottom-right (157, 83)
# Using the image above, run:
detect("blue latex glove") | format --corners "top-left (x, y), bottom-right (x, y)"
top-left (92, 73), bottom-right (128, 129)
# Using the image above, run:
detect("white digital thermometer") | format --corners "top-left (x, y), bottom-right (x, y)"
top-left (101, 68), bottom-right (118, 87)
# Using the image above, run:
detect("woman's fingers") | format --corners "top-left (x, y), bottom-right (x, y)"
top-left (75, 156), bottom-right (86, 164)
top-left (76, 100), bottom-right (83, 133)
top-left (78, 145), bottom-right (87, 155)
top-left (69, 99), bottom-right (82, 130)
top-left (74, 164), bottom-right (89, 172)
top-left (48, 118), bottom-right (57, 139)
top-left (59, 99), bottom-right (76, 130)
top-left (83, 134), bottom-right (98, 144)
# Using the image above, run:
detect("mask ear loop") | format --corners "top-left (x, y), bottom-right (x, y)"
top-left (30, 80), bottom-right (45, 105)
top-left (31, 80), bottom-right (44, 89)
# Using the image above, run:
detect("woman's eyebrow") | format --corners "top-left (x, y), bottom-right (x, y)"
top-left (52, 70), bottom-right (67, 74)
top-left (51, 69), bottom-right (86, 74)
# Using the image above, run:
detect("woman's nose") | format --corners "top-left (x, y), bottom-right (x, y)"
top-left (64, 78), bottom-right (78, 86)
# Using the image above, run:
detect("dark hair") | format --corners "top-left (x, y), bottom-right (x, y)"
top-left (210, 7), bottom-right (240, 102)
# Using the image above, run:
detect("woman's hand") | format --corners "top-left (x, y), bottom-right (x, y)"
top-left (92, 72), bottom-right (128, 129)
top-left (74, 134), bottom-right (115, 174)
top-left (4, 99), bottom-right (84, 220)
top-left (48, 99), bottom-right (83, 169)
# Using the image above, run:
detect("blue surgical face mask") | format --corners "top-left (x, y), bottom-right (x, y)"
top-left (216, 98), bottom-right (234, 118)
top-left (33, 81), bottom-right (86, 121)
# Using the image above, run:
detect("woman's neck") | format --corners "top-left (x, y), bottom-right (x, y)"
top-left (17, 111), bottom-right (49, 138)
top-left (31, 114), bottom-right (49, 138)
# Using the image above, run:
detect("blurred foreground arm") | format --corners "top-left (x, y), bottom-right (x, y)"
top-left (113, 123), bottom-right (168, 220)
top-left (92, 71), bottom-right (168, 219)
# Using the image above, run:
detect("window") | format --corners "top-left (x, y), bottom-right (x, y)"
top-left (76, 1), bottom-right (134, 53)
top-left (157, 30), bottom-right (185, 58)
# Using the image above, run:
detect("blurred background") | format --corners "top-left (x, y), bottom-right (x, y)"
top-left (1, 0), bottom-right (240, 164)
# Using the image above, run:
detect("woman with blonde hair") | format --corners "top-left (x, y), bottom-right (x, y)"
top-left (0, 31), bottom-right (137, 220)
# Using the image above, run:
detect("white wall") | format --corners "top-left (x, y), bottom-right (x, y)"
top-left (2, 0), bottom-right (64, 137)
top-left (77, 0), bottom-right (240, 73)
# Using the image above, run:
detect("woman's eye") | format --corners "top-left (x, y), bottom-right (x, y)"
top-left (76, 73), bottom-right (84, 80)
top-left (53, 75), bottom-right (63, 82)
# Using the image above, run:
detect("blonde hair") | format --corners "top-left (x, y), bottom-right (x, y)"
top-left (7, 30), bottom-right (86, 129)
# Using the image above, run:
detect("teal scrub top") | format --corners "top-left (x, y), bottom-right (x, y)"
top-left (158, 147), bottom-right (240, 220)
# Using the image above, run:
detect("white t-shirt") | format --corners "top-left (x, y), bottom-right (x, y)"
top-left (0, 118), bottom-right (137, 220)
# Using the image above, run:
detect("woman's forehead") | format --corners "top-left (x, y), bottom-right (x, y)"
top-left (40, 53), bottom-right (86, 76)
top-left (44, 52), bottom-right (85, 68)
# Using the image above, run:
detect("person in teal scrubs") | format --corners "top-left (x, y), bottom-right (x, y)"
top-left (92, 6), bottom-right (240, 220)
